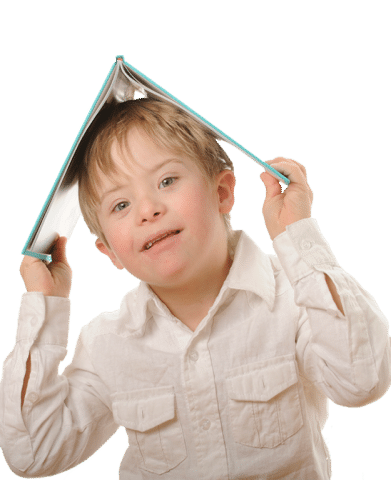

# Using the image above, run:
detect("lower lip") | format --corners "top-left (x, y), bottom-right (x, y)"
top-left (142, 232), bottom-right (182, 256)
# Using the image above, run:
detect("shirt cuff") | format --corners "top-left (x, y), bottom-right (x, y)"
top-left (272, 218), bottom-right (340, 285)
top-left (16, 292), bottom-right (70, 347)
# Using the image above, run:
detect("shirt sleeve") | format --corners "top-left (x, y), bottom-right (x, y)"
top-left (273, 218), bottom-right (391, 407)
top-left (0, 292), bottom-right (118, 477)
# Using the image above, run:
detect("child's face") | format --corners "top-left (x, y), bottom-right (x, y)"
top-left (95, 126), bottom-right (235, 289)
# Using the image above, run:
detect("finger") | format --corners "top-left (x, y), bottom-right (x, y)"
top-left (20, 253), bottom-right (44, 273)
top-left (260, 171), bottom-right (282, 200)
top-left (266, 155), bottom-right (308, 178)
top-left (265, 159), bottom-right (307, 186)
top-left (267, 157), bottom-right (307, 176)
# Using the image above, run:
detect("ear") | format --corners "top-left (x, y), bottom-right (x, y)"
top-left (215, 169), bottom-right (235, 214)
top-left (95, 238), bottom-right (124, 270)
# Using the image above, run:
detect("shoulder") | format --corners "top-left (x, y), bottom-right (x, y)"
top-left (242, 229), bottom-right (290, 293)
top-left (269, 252), bottom-right (293, 297)
top-left (80, 286), bottom-right (146, 348)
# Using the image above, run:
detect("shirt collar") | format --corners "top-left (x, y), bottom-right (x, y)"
top-left (128, 230), bottom-right (276, 335)
top-left (224, 230), bottom-right (276, 311)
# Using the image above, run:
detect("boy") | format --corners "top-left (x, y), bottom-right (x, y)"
top-left (1, 98), bottom-right (390, 479)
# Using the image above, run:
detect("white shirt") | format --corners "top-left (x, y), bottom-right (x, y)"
top-left (1, 218), bottom-right (390, 479)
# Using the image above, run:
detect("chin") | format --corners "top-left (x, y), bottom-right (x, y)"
top-left (146, 262), bottom-right (194, 288)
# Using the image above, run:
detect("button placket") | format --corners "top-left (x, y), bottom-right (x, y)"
top-left (184, 330), bottom-right (228, 478)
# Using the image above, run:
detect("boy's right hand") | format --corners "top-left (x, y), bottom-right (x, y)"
top-left (20, 236), bottom-right (72, 298)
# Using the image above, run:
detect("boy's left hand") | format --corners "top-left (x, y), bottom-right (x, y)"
top-left (260, 158), bottom-right (313, 241)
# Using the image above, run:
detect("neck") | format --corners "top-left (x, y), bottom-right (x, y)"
top-left (149, 252), bottom-right (233, 331)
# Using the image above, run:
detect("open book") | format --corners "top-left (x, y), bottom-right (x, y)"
top-left (22, 55), bottom-right (290, 261)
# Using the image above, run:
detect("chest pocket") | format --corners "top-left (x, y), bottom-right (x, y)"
top-left (111, 386), bottom-right (187, 474)
top-left (226, 355), bottom-right (303, 449)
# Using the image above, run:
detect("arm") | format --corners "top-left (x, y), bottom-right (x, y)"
top-left (261, 158), bottom-right (343, 316)
top-left (0, 238), bottom-right (118, 476)
top-left (273, 218), bottom-right (391, 406)
top-left (18, 237), bottom-right (71, 410)
top-left (1, 294), bottom-right (118, 477)
top-left (261, 159), bottom-right (391, 405)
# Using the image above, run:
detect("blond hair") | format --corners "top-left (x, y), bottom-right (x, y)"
top-left (78, 98), bottom-right (235, 255)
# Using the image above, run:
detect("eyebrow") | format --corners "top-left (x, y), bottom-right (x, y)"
top-left (151, 158), bottom-right (184, 173)
top-left (99, 158), bottom-right (184, 205)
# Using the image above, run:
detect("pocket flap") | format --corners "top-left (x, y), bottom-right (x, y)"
top-left (227, 357), bottom-right (298, 402)
top-left (112, 386), bottom-right (175, 432)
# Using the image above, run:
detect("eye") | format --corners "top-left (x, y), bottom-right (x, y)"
top-left (159, 177), bottom-right (177, 189)
top-left (113, 201), bottom-right (130, 213)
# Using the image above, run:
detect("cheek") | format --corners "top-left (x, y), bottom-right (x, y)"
top-left (177, 185), bottom-right (217, 231)
top-left (105, 219), bottom-right (134, 255)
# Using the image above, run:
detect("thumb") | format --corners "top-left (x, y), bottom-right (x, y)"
top-left (260, 172), bottom-right (282, 200)
top-left (51, 236), bottom-right (69, 265)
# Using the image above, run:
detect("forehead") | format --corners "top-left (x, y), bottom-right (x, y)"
top-left (94, 125), bottom-right (198, 191)
top-left (111, 126), bottom-right (175, 171)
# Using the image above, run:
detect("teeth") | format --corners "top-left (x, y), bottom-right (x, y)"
top-left (145, 231), bottom-right (179, 250)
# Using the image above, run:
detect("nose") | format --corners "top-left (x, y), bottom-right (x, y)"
top-left (137, 194), bottom-right (166, 224)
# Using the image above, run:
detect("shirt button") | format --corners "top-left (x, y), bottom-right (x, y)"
top-left (28, 393), bottom-right (39, 404)
top-left (301, 240), bottom-right (313, 250)
top-left (201, 418), bottom-right (211, 430)
top-left (189, 351), bottom-right (199, 362)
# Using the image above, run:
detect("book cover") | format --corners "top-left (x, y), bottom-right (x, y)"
top-left (22, 55), bottom-right (290, 261)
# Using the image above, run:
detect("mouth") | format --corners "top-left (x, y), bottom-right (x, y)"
top-left (143, 229), bottom-right (182, 251)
